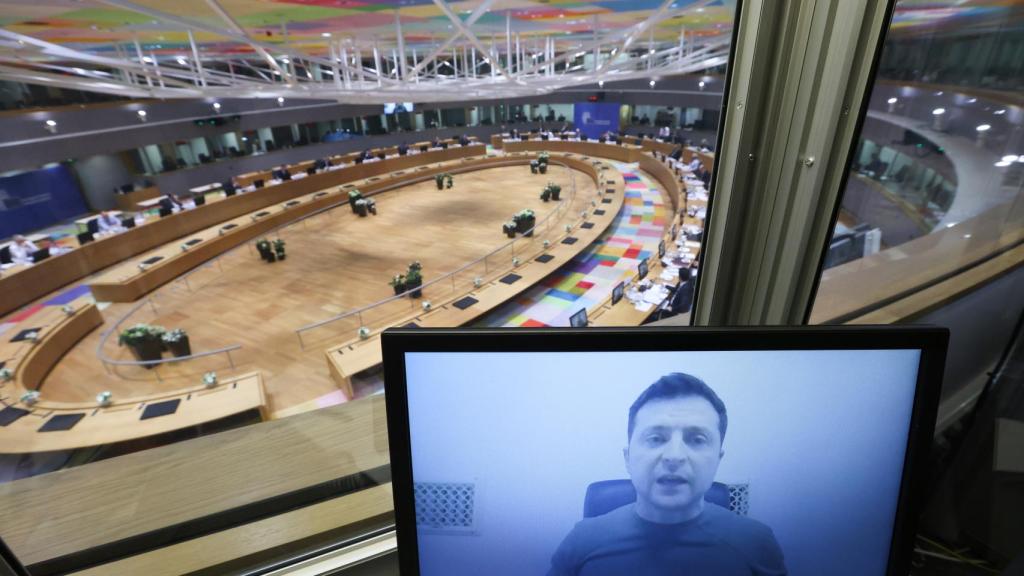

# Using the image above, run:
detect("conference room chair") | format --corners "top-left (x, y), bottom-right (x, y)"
top-left (419, 145), bottom-right (428, 153)
top-left (307, 167), bottom-right (317, 176)
top-left (583, 479), bottom-right (733, 519)
top-left (194, 194), bottom-right (206, 206)
top-left (253, 179), bottom-right (264, 189)
top-left (355, 157), bottom-right (364, 165)
top-left (0, 246), bottom-right (11, 265)
top-left (31, 248), bottom-right (50, 263)
top-left (86, 219), bottom-right (100, 235)
top-left (121, 217), bottom-right (136, 229)
top-left (77, 231), bottom-right (94, 246)
top-left (159, 207), bottom-right (173, 218)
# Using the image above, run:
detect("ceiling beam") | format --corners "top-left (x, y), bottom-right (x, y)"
top-left (407, 0), bottom-right (494, 78)
top-left (432, 0), bottom-right (514, 82)
top-left (199, 0), bottom-right (289, 81)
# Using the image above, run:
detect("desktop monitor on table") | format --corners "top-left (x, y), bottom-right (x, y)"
top-left (159, 207), bottom-right (173, 218)
top-left (658, 240), bottom-right (666, 258)
top-left (307, 167), bottom-right (317, 176)
top-left (637, 259), bottom-right (649, 280)
top-left (253, 179), bottom-right (264, 189)
top-left (611, 281), bottom-right (624, 305)
top-left (569, 308), bottom-right (588, 328)
top-left (31, 248), bottom-right (50, 263)
top-left (121, 217), bottom-right (136, 229)
top-left (671, 223), bottom-right (678, 240)
top-left (420, 145), bottom-right (429, 153)
top-left (381, 326), bottom-right (948, 576)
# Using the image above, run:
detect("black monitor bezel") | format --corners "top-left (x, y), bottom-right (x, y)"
top-left (381, 326), bottom-right (947, 576)
top-left (568, 308), bottom-right (588, 328)
top-left (658, 239), bottom-right (666, 258)
top-left (638, 259), bottom-right (649, 280)
top-left (611, 281), bottom-right (625, 305)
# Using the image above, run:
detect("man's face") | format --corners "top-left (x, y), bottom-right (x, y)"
top-left (624, 396), bottom-right (724, 521)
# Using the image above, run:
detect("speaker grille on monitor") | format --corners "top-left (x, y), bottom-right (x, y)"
top-left (415, 482), bottom-right (476, 532)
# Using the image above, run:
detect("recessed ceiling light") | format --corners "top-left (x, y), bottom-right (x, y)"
top-left (45, 120), bottom-right (57, 127)
top-left (935, 91), bottom-right (943, 95)
top-left (932, 108), bottom-right (945, 115)
top-left (277, 96), bottom-right (285, 104)
top-left (963, 234), bottom-right (972, 239)
top-left (649, 80), bottom-right (655, 87)
top-left (322, 32), bottom-right (331, 37)
top-left (945, 222), bottom-right (956, 228)
top-left (73, 67), bottom-right (86, 74)
top-left (994, 160), bottom-right (1012, 167)
top-left (976, 124), bottom-right (991, 132)
top-left (994, 109), bottom-right (1006, 115)
top-left (967, 98), bottom-right (977, 103)
top-left (212, 102), bottom-right (221, 110)
top-left (142, 56), bottom-right (153, 63)
top-left (1001, 155), bottom-right (1020, 163)
top-left (598, 80), bottom-right (604, 87)
top-left (137, 110), bottom-right (147, 117)
top-left (887, 97), bottom-right (897, 104)
top-left (176, 57), bottom-right (187, 65)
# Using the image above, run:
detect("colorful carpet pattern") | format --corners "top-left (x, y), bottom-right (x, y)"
top-left (477, 165), bottom-right (668, 327)
top-left (0, 283), bottom-right (93, 337)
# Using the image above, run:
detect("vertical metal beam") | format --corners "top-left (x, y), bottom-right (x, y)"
top-left (395, 9), bottom-right (408, 80)
top-left (132, 37), bottom-right (153, 89)
top-left (692, 0), bottom-right (894, 325)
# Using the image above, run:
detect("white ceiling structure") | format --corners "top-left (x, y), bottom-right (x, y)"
top-left (0, 0), bottom-right (734, 103)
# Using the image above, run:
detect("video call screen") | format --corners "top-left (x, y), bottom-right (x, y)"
top-left (403, 349), bottom-right (922, 576)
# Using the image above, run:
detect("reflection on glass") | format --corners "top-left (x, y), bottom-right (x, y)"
top-left (814, 0), bottom-right (1024, 325)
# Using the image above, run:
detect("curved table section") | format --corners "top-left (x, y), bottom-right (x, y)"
top-left (0, 144), bottom-right (485, 318)
top-left (324, 150), bottom-right (628, 394)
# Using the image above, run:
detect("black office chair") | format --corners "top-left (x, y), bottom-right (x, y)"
top-left (86, 218), bottom-right (100, 235)
top-left (281, 170), bottom-right (292, 181)
top-left (561, 134), bottom-right (568, 141)
top-left (194, 194), bottom-right (206, 206)
top-left (420, 145), bottom-right (428, 153)
top-left (541, 134), bottom-right (549, 141)
top-left (253, 179), bottom-right (264, 189)
top-left (77, 231), bottom-right (94, 246)
top-left (583, 479), bottom-right (733, 519)
top-left (121, 217), bottom-right (136, 229)
top-left (355, 157), bottom-right (364, 164)
top-left (159, 207), bottom-right (173, 218)
top-left (306, 167), bottom-right (316, 176)
top-left (377, 152), bottom-right (386, 160)
top-left (0, 246), bottom-right (10, 265)
top-left (441, 143), bottom-right (449, 149)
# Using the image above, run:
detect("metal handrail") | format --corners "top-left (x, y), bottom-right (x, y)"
top-left (294, 158), bottom-right (599, 348)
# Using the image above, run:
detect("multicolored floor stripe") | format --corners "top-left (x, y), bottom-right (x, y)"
top-left (0, 283), bottom-right (93, 337)
top-left (477, 165), bottom-right (669, 327)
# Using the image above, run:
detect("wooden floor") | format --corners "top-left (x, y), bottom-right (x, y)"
top-left (43, 165), bottom-right (594, 412)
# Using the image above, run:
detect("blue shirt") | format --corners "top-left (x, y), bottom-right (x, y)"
top-left (548, 503), bottom-right (786, 576)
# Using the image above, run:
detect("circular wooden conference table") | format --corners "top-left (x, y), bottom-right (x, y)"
top-left (0, 137), bottom-right (705, 452)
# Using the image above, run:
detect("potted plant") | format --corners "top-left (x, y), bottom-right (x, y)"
top-left (405, 261), bottom-right (423, 298)
top-left (256, 239), bottom-right (272, 261)
top-left (540, 187), bottom-right (551, 202)
top-left (118, 323), bottom-right (165, 367)
top-left (389, 273), bottom-right (406, 295)
top-left (503, 221), bottom-right (517, 238)
top-left (445, 173), bottom-right (454, 189)
top-left (366, 198), bottom-right (377, 215)
top-left (530, 160), bottom-right (539, 174)
top-left (348, 189), bottom-right (363, 213)
top-left (539, 162), bottom-right (548, 174)
top-left (162, 328), bottom-right (191, 357)
top-left (514, 209), bottom-right (536, 236)
top-left (273, 238), bottom-right (286, 260)
top-left (435, 174), bottom-right (445, 190)
top-left (354, 198), bottom-right (368, 217)
top-left (547, 182), bottom-right (562, 201)
top-left (538, 151), bottom-right (550, 165)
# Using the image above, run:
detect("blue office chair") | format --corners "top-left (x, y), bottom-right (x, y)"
top-left (583, 479), bottom-right (734, 518)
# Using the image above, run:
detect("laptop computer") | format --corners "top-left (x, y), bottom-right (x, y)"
top-left (381, 326), bottom-right (947, 576)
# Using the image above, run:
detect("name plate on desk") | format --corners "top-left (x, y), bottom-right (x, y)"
top-left (343, 184), bottom-right (356, 189)
top-left (605, 189), bottom-right (615, 194)
top-left (221, 223), bottom-right (238, 231)
top-left (141, 256), bottom-right (164, 266)
top-left (314, 192), bottom-right (328, 198)
top-left (284, 200), bottom-right (301, 207)
top-left (254, 211), bottom-right (271, 218)
top-left (368, 177), bottom-right (381, 182)
top-left (185, 238), bottom-right (203, 246)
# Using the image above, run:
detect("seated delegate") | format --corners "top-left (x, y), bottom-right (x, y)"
top-left (9, 235), bottom-right (39, 265)
top-left (96, 210), bottom-right (125, 234)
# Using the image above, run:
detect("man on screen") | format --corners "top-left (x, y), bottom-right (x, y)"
top-left (548, 373), bottom-right (786, 576)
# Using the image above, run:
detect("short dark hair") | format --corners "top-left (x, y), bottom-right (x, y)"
top-left (627, 373), bottom-right (728, 443)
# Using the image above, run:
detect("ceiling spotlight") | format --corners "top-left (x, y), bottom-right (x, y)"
top-left (321, 32), bottom-right (331, 37)
top-left (932, 108), bottom-right (945, 115)
top-left (935, 91), bottom-right (943, 95)
top-left (649, 48), bottom-right (655, 54)
top-left (137, 110), bottom-right (147, 121)
top-left (967, 97), bottom-right (977, 103)
top-left (142, 56), bottom-right (153, 63)
top-left (994, 109), bottom-right (1006, 115)
top-left (963, 234), bottom-right (972, 239)
top-left (976, 124), bottom-right (990, 132)
top-left (281, 57), bottom-right (290, 64)
top-left (598, 80), bottom-right (604, 87)
top-left (176, 57), bottom-right (187, 66)
top-left (277, 96), bottom-right (285, 106)
top-left (698, 81), bottom-right (705, 89)
top-left (887, 97), bottom-right (898, 104)
top-left (1002, 155), bottom-right (1020, 163)
top-left (44, 119), bottom-right (57, 133)
top-left (73, 67), bottom-right (86, 75)
top-left (649, 80), bottom-right (656, 87)
top-left (212, 102), bottom-right (221, 111)
top-left (995, 160), bottom-right (1012, 167)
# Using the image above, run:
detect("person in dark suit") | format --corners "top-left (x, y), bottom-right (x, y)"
top-left (458, 134), bottom-right (470, 146)
top-left (670, 146), bottom-right (684, 161)
top-left (398, 142), bottom-right (409, 155)
top-left (431, 137), bottom-right (442, 149)
top-left (159, 194), bottom-right (184, 211)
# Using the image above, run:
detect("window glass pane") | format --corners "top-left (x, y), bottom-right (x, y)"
top-left (813, 1), bottom-right (1024, 327)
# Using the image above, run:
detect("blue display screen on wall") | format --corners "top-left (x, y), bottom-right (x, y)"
top-left (0, 164), bottom-right (87, 238)
top-left (574, 102), bottom-right (620, 140)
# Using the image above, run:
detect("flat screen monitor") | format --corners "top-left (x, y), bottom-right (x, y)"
top-left (671, 223), bottom-right (678, 240)
top-left (381, 326), bottom-right (948, 576)
top-left (385, 102), bottom-right (414, 114)
top-left (569, 308), bottom-right (588, 328)
top-left (658, 240), bottom-right (666, 258)
top-left (611, 281), bottom-right (624, 305)
top-left (31, 248), bottom-right (50, 263)
top-left (638, 259), bottom-right (649, 280)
